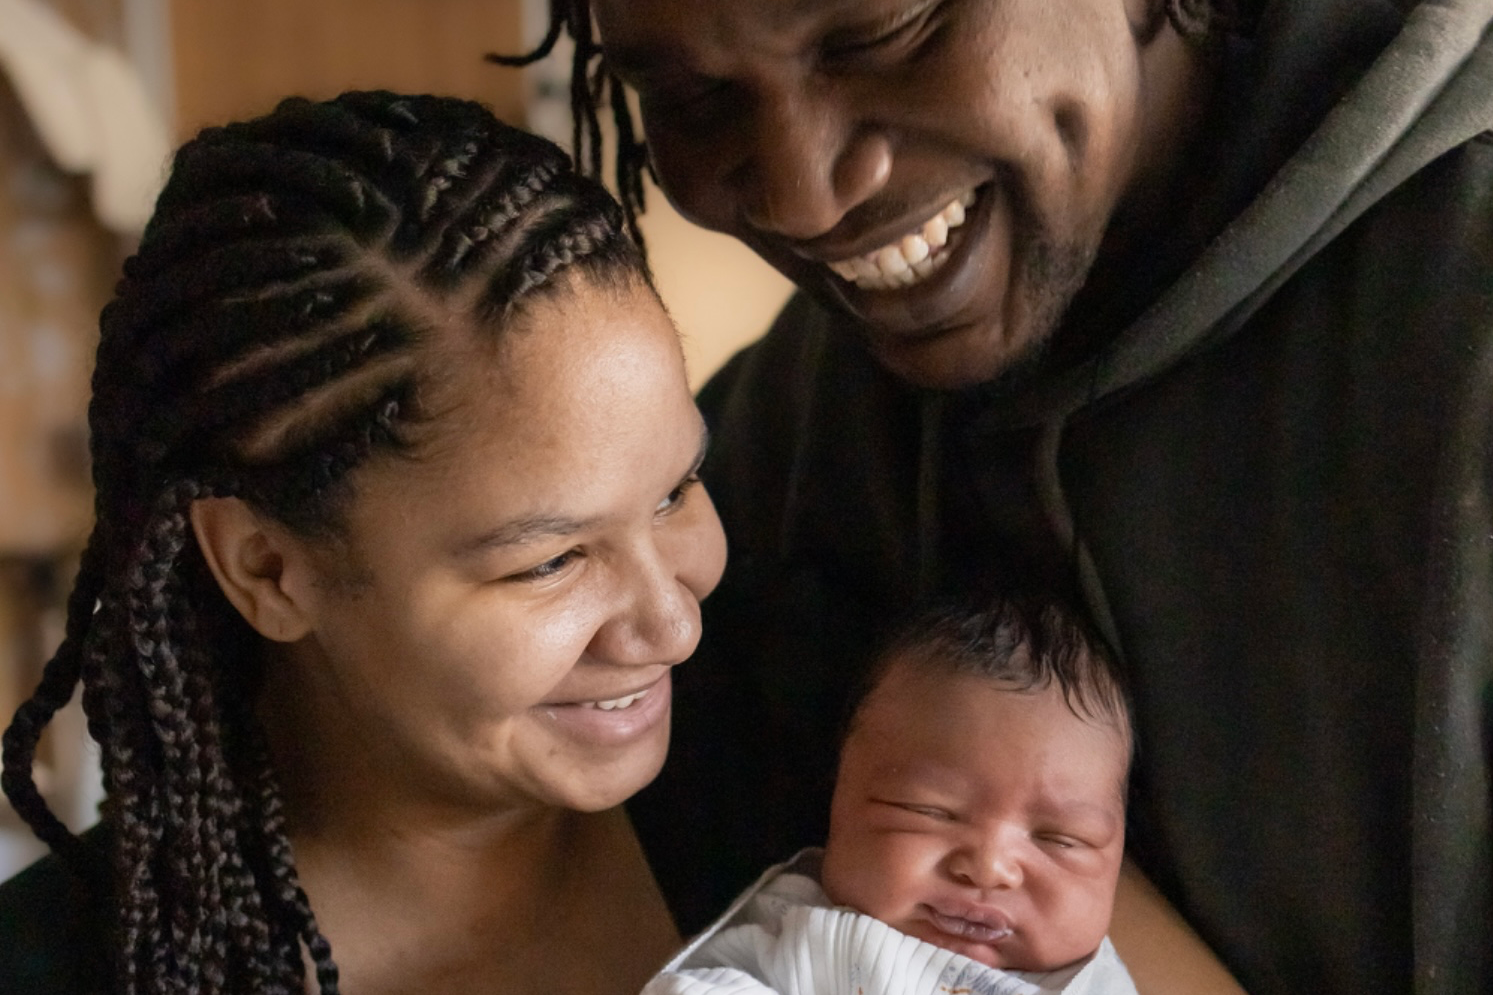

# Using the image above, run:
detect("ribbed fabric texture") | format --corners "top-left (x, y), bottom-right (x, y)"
top-left (644, 853), bottom-right (1134, 995)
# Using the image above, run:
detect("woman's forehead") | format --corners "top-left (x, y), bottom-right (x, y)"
top-left (354, 280), bottom-right (688, 487)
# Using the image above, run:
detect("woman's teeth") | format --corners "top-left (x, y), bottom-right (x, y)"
top-left (590, 689), bottom-right (648, 711)
top-left (829, 191), bottom-right (976, 292)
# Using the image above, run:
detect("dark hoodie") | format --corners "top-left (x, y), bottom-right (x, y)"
top-left (630, 2), bottom-right (1493, 992)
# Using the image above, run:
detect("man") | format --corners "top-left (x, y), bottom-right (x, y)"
top-left (517, 1), bottom-right (1493, 991)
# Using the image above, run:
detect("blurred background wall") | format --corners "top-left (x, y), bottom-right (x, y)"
top-left (0, 0), bottom-right (791, 879)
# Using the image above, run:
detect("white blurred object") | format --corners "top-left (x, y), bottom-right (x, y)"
top-left (0, 0), bottom-right (171, 233)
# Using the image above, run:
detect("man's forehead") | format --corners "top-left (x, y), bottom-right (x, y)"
top-left (595, 0), bottom-right (891, 48)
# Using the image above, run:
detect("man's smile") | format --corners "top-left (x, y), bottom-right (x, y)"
top-left (826, 191), bottom-right (978, 291)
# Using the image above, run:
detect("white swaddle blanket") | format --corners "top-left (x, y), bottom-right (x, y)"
top-left (643, 850), bottom-right (1137, 995)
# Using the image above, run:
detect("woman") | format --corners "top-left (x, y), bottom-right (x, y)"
top-left (0, 90), bottom-right (726, 995)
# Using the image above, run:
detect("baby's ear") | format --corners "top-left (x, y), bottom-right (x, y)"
top-left (189, 496), bottom-right (315, 643)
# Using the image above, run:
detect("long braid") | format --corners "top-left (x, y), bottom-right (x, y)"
top-left (486, 0), bottom-right (651, 247)
top-left (2, 90), bottom-right (651, 994)
top-left (1, 534), bottom-right (108, 874)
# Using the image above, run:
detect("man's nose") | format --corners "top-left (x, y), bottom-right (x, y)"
top-left (948, 833), bottom-right (1025, 891)
top-left (734, 88), bottom-right (891, 241)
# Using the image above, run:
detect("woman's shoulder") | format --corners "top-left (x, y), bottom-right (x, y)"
top-left (0, 825), bottom-right (112, 995)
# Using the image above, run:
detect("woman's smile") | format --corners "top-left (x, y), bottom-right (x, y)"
top-left (537, 672), bottom-right (675, 747)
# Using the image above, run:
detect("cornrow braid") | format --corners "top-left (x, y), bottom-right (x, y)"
top-left (2, 90), bottom-right (652, 995)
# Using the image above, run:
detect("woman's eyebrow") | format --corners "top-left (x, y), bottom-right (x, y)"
top-left (455, 423), bottom-right (710, 557)
top-left (455, 513), bottom-right (601, 556)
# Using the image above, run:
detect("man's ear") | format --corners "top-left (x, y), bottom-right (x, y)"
top-left (189, 496), bottom-right (316, 643)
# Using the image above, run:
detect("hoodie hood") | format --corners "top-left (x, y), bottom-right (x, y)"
top-left (939, 0), bottom-right (1493, 659)
top-left (970, 0), bottom-right (1493, 434)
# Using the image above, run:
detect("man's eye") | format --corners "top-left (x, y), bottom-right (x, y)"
top-left (638, 80), bottom-right (737, 130)
top-left (822, 1), bottom-right (942, 64)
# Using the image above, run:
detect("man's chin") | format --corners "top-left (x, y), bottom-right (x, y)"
top-left (866, 323), bottom-right (1043, 391)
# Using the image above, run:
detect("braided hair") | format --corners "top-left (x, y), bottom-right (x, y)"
top-left (487, 0), bottom-right (1266, 237)
top-left (487, 0), bottom-right (651, 248)
top-left (1, 90), bottom-right (650, 995)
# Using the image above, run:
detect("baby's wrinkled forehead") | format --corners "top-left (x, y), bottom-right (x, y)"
top-left (843, 665), bottom-right (1132, 807)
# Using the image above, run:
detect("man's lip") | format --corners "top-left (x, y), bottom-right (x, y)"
top-left (789, 186), bottom-right (986, 265)
top-left (845, 180), bottom-right (1002, 329)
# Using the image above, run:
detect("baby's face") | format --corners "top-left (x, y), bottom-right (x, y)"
top-left (820, 659), bottom-right (1127, 972)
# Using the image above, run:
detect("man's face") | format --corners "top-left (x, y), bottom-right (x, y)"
top-left (597, 0), bottom-right (1157, 388)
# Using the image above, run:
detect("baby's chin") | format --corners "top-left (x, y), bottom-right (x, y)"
top-left (899, 919), bottom-right (1019, 970)
top-left (901, 919), bottom-right (1092, 975)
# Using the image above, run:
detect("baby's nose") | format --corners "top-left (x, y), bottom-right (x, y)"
top-left (949, 833), bottom-right (1025, 891)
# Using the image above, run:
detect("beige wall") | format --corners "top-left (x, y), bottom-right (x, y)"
top-left (169, 0), bottom-right (526, 137)
top-left (638, 184), bottom-right (793, 388)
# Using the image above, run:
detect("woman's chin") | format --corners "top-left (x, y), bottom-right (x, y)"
top-left (533, 730), bottom-right (673, 813)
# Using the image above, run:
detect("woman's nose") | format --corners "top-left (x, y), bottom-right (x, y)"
top-left (948, 834), bottom-right (1025, 891)
top-left (733, 89), bottom-right (891, 241)
top-left (589, 550), bottom-right (704, 669)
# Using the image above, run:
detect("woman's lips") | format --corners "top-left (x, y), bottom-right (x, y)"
top-left (536, 673), bottom-right (673, 747)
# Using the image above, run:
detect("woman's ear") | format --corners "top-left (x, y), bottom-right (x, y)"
top-left (189, 496), bottom-right (316, 643)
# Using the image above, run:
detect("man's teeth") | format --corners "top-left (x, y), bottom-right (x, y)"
top-left (591, 689), bottom-right (648, 711)
top-left (829, 191), bottom-right (976, 291)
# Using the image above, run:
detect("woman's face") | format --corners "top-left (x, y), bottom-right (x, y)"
top-left (276, 275), bottom-right (726, 814)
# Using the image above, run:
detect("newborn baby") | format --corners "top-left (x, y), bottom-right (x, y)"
top-left (645, 596), bottom-right (1137, 995)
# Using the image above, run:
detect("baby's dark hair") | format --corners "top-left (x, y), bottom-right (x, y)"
top-left (848, 595), bottom-right (1133, 757)
top-left (488, 0), bottom-right (1266, 237)
top-left (0, 90), bottom-right (650, 995)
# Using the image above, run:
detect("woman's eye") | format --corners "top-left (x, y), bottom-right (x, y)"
top-left (508, 549), bottom-right (579, 583)
top-left (656, 474), bottom-right (701, 516)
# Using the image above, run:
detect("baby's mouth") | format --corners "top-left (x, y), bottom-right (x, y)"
top-left (826, 191), bottom-right (977, 292)
top-left (924, 904), bottom-right (1014, 944)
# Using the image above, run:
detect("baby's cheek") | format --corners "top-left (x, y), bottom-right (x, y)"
top-left (822, 839), bottom-right (892, 916)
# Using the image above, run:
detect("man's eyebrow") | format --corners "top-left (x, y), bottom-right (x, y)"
top-left (454, 422), bottom-right (710, 557)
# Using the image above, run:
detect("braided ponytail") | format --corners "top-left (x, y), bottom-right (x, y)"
top-left (2, 89), bottom-right (650, 995)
